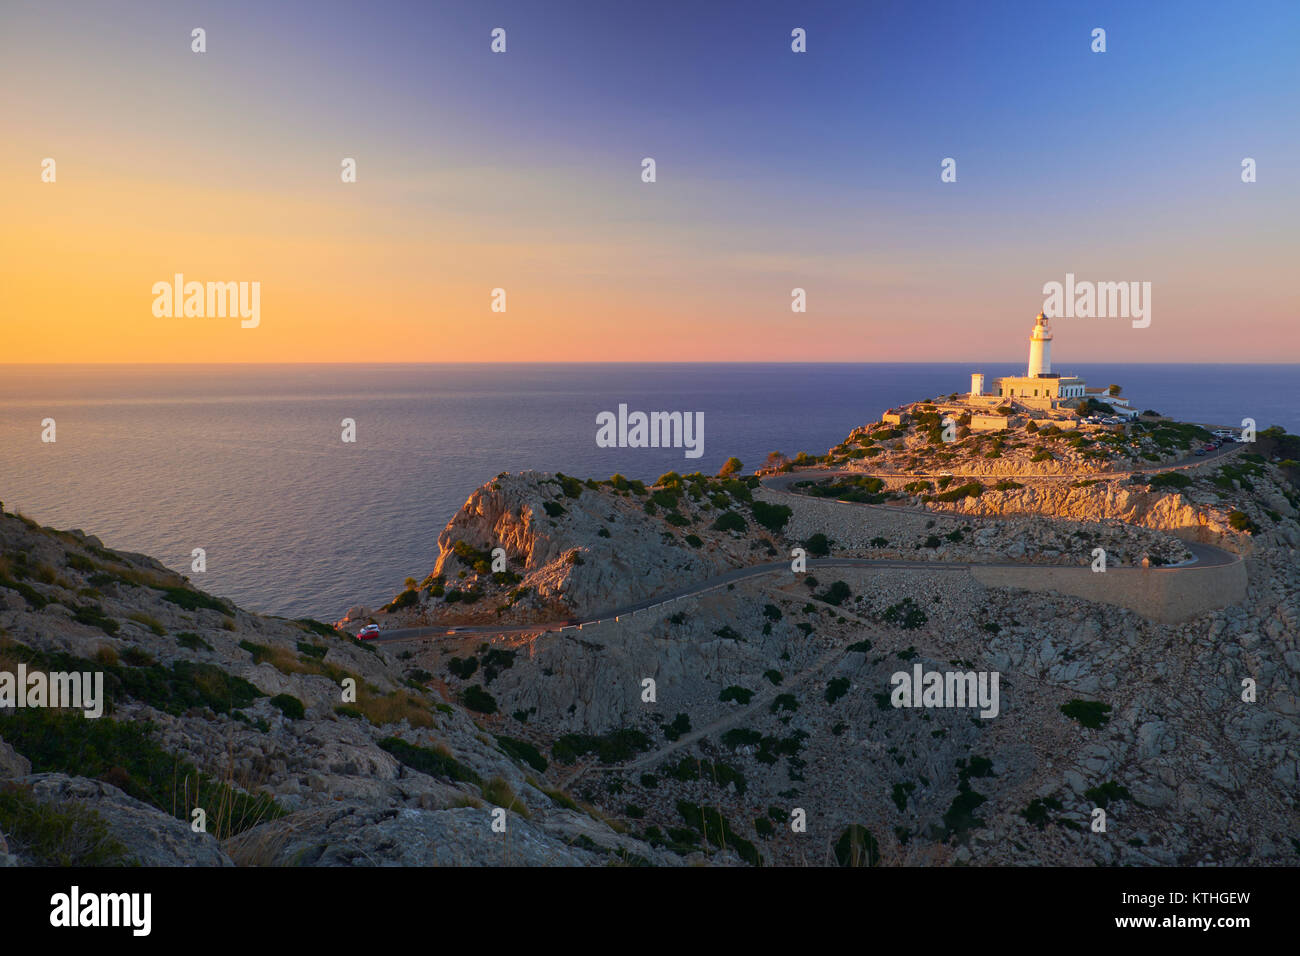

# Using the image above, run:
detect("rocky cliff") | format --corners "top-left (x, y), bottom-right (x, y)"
top-left (0, 509), bottom-right (690, 867)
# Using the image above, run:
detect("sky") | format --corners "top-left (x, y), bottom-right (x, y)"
top-left (2, 0), bottom-right (1297, 363)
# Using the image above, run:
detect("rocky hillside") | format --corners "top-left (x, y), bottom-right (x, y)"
top-left (761, 405), bottom-right (1229, 478)
top-left (389, 451), bottom-right (1298, 865)
top-left (345, 470), bottom-right (797, 628)
top-left (0, 508), bottom-right (694, 867)
top-left (354, 423), bottom-right (1299, 867)
top-left (5, 418), bottom-right (1297, 868)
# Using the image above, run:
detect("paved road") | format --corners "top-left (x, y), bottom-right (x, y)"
top-left (372, 556), bottom-right (970, 645)
top-left (762, 440), bottom-right (1241, 492)
top-left (374, 538), bottom-right (1237, 646)
top-left (368, 438), bottom-right (1243, 645)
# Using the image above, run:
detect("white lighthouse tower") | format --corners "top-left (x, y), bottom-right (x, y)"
top-left (1027, 311), bottom-right (1052, 377)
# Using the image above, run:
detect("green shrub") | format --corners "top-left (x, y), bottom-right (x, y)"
top-left (555, 473), bottom-right (584, 498)
top-left (1228, 510), bottom-right (1260, 534)
top-left (721, 728), bottom-right (763, 749)
top-left (815, 580), bottom-right (851, 606)
top-left (127, 611), bottom-right (166, 635)
top-left (883, 598), bottom-right (927, 629)
top-left (9, 639), bottom-right (263, 717)
top-left (1148, 471), bottom-right (1192, 490)
top-left (176, 631), bottom-right (212, 652)
top-left (664, 713), bottom-right (692, 741)
top-left (834, 825), bottom-right (880, 866)
top-left (238, 639), bottom-right (275, 664)
top-left (825, 677), bottom-right (850, 704)
top-left (720, 479), bottom-right (753, 503)
top-left (269, 693), bottom-right (305, 719)
top-left (676, 801), bottom-right (760, 866)
top-left (1084, 780), bottom-right (1133, 809)
top-left (651, 488), bottom-right (680, 508)
top-left (72, 604), bottom-right (119, 636)
top-left (461, 684), bottom-right (498, 714)
top-left (0, 575), bottom-right (48, 609)
top-left (1, 710), bottom-right (282, 838)
top-left (384, 588), bottom-right (419, 612)
top-left (770, 693), bottom-right (798, 714)
top-left (751, 501), bottom-right (793, 533)
top-left (1021, 796), bottom-right (1064, 829)
top-left (480, 647), bottom-right (516, 684)
top-left (495, 735), bottom-right (548, 772)
top-left (378, 737), bottom-right (481, 785)
top-left (804, 533), bottom-right (830, 556)
top-left (551, 729), bottom-right (652, 765)
top-left (1060, 698), bottom-right (1112, 729)
top-left (447, 655), bottom-right (479, 679)
top-left (942, 784), bottom-right (987, 842)
top-left (720, 686), bottom-right (754, 705)
top-left (0, 784), bottom-right (130, 865)
top-left (160, 586), bottom-right (231, 615)
top-left (892, 781), bottom-right (916, 812)
top-left (297, 618), bottom-right (345, 639)
top-left (711, 511), bottom-right (747, 533)
top-left (933, 482), bottom-right (984, 503)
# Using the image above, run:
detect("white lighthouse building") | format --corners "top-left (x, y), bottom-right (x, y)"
top-left (886, 307), bottom-right (1136, 431)
top-left (1027, 311), bottom-right (1052, 377)
top-left (968, 311), bottom-right (1087, 410)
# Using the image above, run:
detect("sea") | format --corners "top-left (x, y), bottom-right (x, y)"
top-left (1, 363), bottom-right (1296, 619)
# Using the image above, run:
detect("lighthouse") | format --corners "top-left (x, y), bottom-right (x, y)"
top-left (959, 305), bottom-right (1130, 420)
top-left (980, 310), bottom-right (1087, 406)
top-left (1027, 311), bottom-right (1052, 377)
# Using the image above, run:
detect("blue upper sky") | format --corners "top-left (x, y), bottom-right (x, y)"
top-left (5, 0), bottom-right (1297, 361)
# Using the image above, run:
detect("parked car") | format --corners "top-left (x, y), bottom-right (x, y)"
top-left (1194, 448), bottom-right (1207, 456)
top-left (357, 624), bottom-right (380, 640)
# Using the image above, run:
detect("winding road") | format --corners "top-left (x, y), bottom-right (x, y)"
top-left (372, 445), bottom-right (1243, 646)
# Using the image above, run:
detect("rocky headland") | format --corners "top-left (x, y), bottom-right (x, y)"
top-left (2, 410), bottom-right (1298, 866)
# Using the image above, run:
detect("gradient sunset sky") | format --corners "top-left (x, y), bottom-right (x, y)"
top-left (3, 0), bottom-right (1297, 363)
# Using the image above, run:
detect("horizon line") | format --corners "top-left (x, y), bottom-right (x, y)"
top-left (4, 360), bottom-right (1300, 368)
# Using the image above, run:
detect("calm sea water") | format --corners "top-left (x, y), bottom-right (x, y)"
top-left (2, 363), bottom-right (1295, 618)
